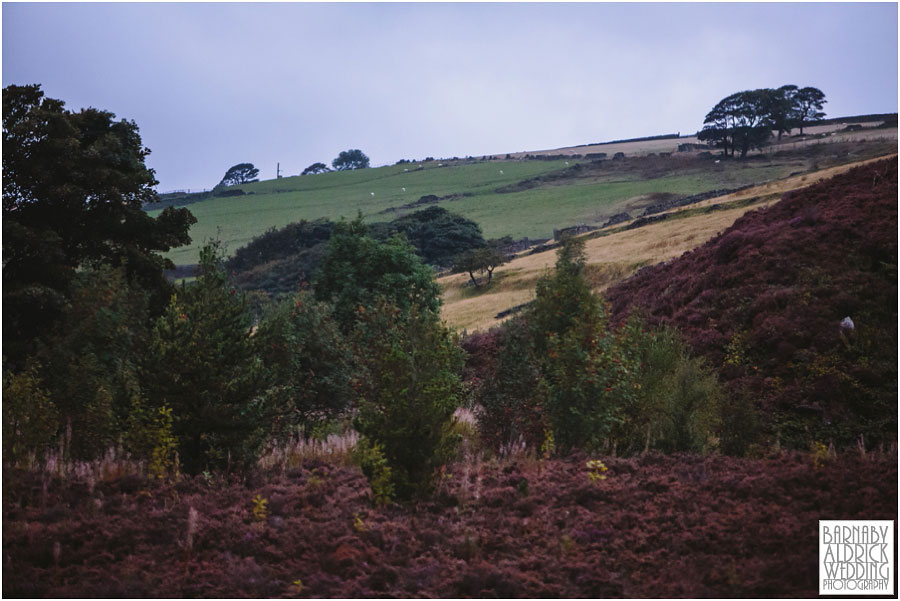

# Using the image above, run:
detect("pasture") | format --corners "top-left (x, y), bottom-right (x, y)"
top-left (148, 128), bottom-right (896, 266)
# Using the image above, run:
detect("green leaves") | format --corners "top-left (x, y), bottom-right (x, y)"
top-left (352, 301), bottom-right (464, 500)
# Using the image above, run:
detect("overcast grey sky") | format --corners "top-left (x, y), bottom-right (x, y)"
top-left (3, 2), bottom-right (897, 191)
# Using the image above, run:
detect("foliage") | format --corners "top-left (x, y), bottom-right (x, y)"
top-left (226, 219), bottom-right (335, 273)
top-left (453, 245), bottom-right (507, 287)
top-left (351, 301), bottom-right (465, 500)
top-left (2, 366), bottom-right (59, 465)
top-left (476, 318), bottom-right (547, 451)
top-left (313, 216), bottom-right (441, 332)
top-left (144, 241), bottom-right (268, 473)
top-left (147, 406), bottom-right (179, 480)
top-left (793, 87), bottom-right (827, 135)
top-left (219, 162), bottom-right (260, 187)
top-left (698, 89), bottom-right (774, 158)
top-left (353, 438), bottom-right (395, 506)
top-left (475, 237), bottom-right (722, 455)
top-left (372, 206), bottom-right (486, 268)
top-left (34, 265), bottom-right (153, 459)
top-left (227, 208), bottom-right (484, 299)
top-left (301, 162), bottom-right (330, 175)
top-left (2, 84), bottom-right (195, 364)
top-left (331, 149), bottom-right (370, 171)
top-left (612, 318), bottom-right (722, 455)
top-left (255, 290), bottom-right (355, 435)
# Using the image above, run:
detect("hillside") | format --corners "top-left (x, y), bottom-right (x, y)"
top-left (604, 158), bottom-right (898, 449)
top-left (437, 154), bottom-right (897, 333)
top-left (148, 126), bottom-right (897, 266)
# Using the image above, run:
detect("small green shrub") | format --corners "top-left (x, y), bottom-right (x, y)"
top-left (2, 366), bottom-right (59, 465)
top-left (353, 438), bottom-right (395, 507)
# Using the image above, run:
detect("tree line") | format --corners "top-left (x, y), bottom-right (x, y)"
top-left (698, 85), bottom-right (826, 158)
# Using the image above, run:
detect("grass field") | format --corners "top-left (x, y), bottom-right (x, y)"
top-left (438, 153), bottom-right (899, 333)
top-left (148, 130), bottom-right (896, 266)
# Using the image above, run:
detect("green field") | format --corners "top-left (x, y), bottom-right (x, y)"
top-left (149, 139), bottom-right (893, 265)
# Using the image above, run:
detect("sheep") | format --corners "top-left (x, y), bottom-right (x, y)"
top-left (370, 192), bottom-right (375, 197)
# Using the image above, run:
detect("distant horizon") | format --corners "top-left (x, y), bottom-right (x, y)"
top-left (4, 3), bottom-right (896, 191)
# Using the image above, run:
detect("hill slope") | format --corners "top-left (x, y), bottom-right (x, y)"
top-left (605, 158), bottom-right (898, 448)
top-left (149, 131), bottom-right (896, 265)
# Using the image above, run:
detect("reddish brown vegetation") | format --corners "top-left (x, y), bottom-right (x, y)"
top-left (3, 452), bottom-right (895, 598)
top-left (606, 159), bottom-right (898, 446)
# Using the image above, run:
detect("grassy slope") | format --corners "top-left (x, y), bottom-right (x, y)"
top-left (150, 152), bottom-right (822, 265)
top-left (439, 154), bottom-right (898, 333)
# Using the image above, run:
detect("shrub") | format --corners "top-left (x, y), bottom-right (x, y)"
top-left (475, 237), bottom-right (723, 456)
top-left (613, 318), bottom-right (722, 455)
top-left (351, 301), bottom-right (465, 500)
top-left (256, 290), bottom-right (355, 436)
top-left (2, 366), bottom-right (59, 465)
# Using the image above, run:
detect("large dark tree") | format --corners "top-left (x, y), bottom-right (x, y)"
top-left (2, 84), bottom-right (196, 364)
top-left (219, 162), bottom-right (260, 186)
top-left (793, 86), bottom-right (827, 135)
top-left (332, 148), bottom-right (370, 171)
top-left (698, 89), bottom-right (773, 158)
top-left (766, 85), bottom-right (799, 140)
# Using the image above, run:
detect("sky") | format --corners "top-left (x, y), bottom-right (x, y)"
top-left (3, 2), bottom-right (897, 192)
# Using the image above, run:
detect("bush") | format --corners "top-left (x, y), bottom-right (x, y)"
top-left (256, 290), bottom-right (355, 436)
top-left (352, 301), bottom-right (465, 500)
top-left (2, 366), bottom-right (59, 465)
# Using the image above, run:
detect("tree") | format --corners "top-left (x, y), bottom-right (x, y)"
top-left (352, 300), bottom-right (465, 500)
top-left (793, 86), bottom-right (827, 135)
top-left (2, 84), bottom-right (195, 365)
top-left (312, 216), bottom-right (441, 331)
top-left (219, 162), bottom-right (259, 186)
top-left (332, 149), bottom-right (370, 171)
top-left (698, 89), bottom-right (773, 158)
top-left (144, 241), bottom-right (268, 473)
top-left (453, 245), bottom-right (507, 288)
top-left (766, 85), bottom-right (799, 140)
top-left (301, 162), bottom-right (331, 175)
top-left (255, 290), bottom-right (355, 433)
top-left (373, 206), bottom-right (486, 267)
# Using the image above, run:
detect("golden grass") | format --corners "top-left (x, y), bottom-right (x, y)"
top-left (439, 154), bottom-right (897, 333)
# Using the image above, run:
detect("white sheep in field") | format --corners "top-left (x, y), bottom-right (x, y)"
top-left (404, 168), bottom-right (409, 172)
top-left (499, 170), bottom-right (504, 174)
top-left (401, 187), bottom-right (406, 192)
top-left (370, 192), bottom-right (375, 197)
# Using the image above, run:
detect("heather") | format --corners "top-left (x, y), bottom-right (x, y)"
top-left (3, 451), bottom-right (894, 598)
top-left (605, 159), bottom-right (898, 450)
